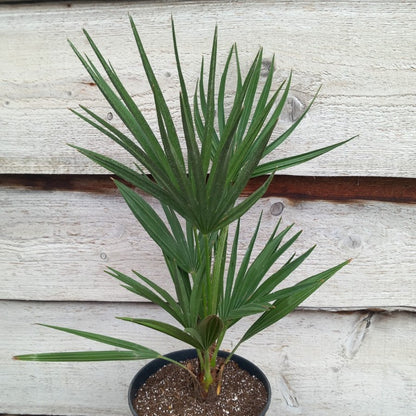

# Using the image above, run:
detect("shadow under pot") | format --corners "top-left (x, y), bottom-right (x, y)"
top-left (128, 349), bottom-right (271, 416)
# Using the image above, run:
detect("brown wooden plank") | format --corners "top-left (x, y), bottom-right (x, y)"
top-left (1, 174), bottom-right (415, 203)
top-left (0, 174), bottom-right (116, 194)
top-left (245, 175), bottom-right (416, 204)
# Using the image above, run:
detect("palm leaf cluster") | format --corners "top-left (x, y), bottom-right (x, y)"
top-left (15, 16), bottom-right (352, 397)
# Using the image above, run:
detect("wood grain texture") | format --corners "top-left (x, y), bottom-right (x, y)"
top-left (1, 1), bottom-right (415, 176)
top-left (3, 301), bottom-right (415, 416)
top-left (1, 186), bottom-right (415, 309)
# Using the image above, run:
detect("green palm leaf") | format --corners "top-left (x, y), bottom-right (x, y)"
top-left (240, 259), bottom-right (351, 343)
top-left (106, 267), bottom-right (184, 325)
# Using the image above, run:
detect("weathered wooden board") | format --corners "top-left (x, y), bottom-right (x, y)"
top-left (3, 174), bottom-right (416, 204)
top-left (2, 301), bottom-right (415, 415)
top-left (1, 186), bottom-right (415, 309)
top-left (1, 1), bottom-right (415, 176)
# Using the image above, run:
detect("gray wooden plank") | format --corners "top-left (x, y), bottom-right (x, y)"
top-left (1, 1), bottom-right (415, 176)
top-left (3, 301), bottom-right (415, 415)
top-left (1, 186), bottom-right (415, 309)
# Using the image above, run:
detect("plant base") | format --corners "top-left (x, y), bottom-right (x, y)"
top-left (129, 349), bottom-right (271, 416)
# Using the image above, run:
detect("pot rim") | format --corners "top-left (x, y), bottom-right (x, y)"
top-left (128, 348), bottom-right (271, 416)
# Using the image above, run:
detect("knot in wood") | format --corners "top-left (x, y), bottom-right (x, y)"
top-left (270, 201), bottom-right (285, 216)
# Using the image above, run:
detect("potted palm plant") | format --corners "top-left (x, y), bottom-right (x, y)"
top-left (14, 17), bottom-right (353, 416)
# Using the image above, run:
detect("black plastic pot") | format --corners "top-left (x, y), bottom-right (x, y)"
top-left (128, 348), bottom-right (271, 416)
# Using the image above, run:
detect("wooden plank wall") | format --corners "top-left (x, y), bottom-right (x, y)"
top-left (1, 1), bottom-right (415, 415)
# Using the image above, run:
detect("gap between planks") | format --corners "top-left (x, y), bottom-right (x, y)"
top-left (0, 0), bottom-right (89, 4)
top-left (1, 174), bottom-right (415, 204)
top-left (2, 299), bottom-right (416, 313)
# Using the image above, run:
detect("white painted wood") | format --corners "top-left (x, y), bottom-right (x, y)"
top-left (1, 187), bottom-right (415, 309)
top-left (1, 1), bottom-right (416, 176)
top-left (2, 301), bottom-right (415, 415)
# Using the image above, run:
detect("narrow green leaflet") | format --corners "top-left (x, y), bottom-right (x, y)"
top-left (217, 45), bottom-right (235, 137)
top-left (234, 47), bottom-right (263, 144)
top-left (118, 317), bottom-right (203, 350)
top-left (14, 324), bottom-right (161, 361)
top-left (225, 303), bottom-right (271, 321)
top-left (262, 82), bottom-right (317, 158)
top-left (173, 20), bottom-right (216, 179)
top-left (209, 227), bottom-right (228, 315)
top-left (162, 255), bottom-right (196, 328)
top-left (162, 205), bottom-right (198, 272)
top-left (188, 260), bottom-right (208, 326)
top-left (14, 350), bottom-right (158, 362)
top-left (222, 219), bottom-right (241, 311)
top-left (225, 214), bottom-right (263, 314)
top-left (131, 270), bottom-right (183, 316)
top-left (254, 136), bottom-right (357, 176)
